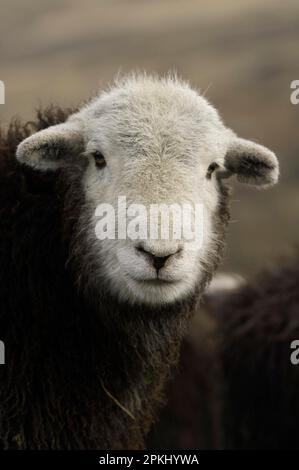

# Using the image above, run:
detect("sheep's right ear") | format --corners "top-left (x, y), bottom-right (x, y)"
top-left (16, 122), bottom-right (84, 171)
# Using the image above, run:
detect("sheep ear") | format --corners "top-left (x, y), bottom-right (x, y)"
top-left (223, 137), bottom-right (279, 187)
top-left (16, 122), bottom-right (84, 171)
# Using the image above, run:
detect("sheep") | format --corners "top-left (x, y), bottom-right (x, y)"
top-left (217, 258), bottom-right (299, 449)
top-left (149, 262), bottom-right (299, 450)
top-left (0, 74), bottom-right (279, 449)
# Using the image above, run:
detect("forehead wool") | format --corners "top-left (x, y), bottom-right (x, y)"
top-left (71, 74), bottom-right (230, 179)
top-left (80, 74), bottom-right (226, 149)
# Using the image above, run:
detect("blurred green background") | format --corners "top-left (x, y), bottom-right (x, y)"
top-left (1, 0), bottom-right (298, 277)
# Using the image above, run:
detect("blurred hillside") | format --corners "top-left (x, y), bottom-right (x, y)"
top-left (0, 0), bottom-right (298, 276)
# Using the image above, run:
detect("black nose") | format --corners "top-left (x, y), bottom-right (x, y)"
top-left (152, 255), bottom-right (170, 271)
top-left (136, 245), bottom-right (174, 272)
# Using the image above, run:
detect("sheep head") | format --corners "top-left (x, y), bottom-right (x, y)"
top-left (16, 74), bottom-right (279, 306)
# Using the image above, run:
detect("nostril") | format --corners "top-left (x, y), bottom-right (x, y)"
top-left (152, 255), bottom-right (170, 272)
top-left (136, 245), bottom-right (147, 254)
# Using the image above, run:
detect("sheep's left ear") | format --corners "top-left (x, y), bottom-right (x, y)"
top-left (223, 137), bottom-right (279, 187)
top-left (16, 121), bottom-right (84, 171)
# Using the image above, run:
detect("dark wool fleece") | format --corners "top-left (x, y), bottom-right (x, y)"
top-left (0, 107), bottom-right (230, 449)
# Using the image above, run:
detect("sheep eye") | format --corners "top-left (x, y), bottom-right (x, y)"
top-left (206, 162), bottom-right (219, 179)
top-left (93, 151), bottom-right (106, 169)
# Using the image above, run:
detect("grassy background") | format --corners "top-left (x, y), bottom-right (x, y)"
top-left (1, 0), bottom-right (298, 277)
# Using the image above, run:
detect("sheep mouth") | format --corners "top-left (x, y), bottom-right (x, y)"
top-left (123, 270), bottom-right (181, 288)
top-left (135, 278), bottom-right (179, 286)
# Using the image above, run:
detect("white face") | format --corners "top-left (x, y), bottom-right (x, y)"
top-left (78, 78), bottom-right (230, 305)
top-left (16, 75), bottom-right (279, 306)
